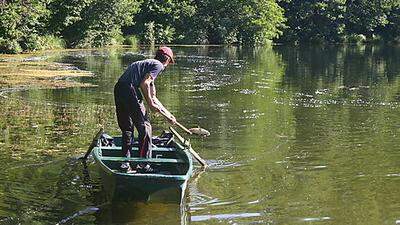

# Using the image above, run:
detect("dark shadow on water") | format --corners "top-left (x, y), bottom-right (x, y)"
top-left (93, 200), bottom-right (189, 225)
top-left (72, 159), bottom-right (191, 225)
top-left (57, 200), bottom-right (189, 225)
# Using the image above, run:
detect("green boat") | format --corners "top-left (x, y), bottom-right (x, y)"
top-left (92, 130), bottom-right (193, 203)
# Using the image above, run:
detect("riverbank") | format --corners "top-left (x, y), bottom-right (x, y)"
top-left (0, 52), bottom-right (96, 92)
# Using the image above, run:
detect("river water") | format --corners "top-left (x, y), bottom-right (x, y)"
top-left (0, 45), bottom-right (400, 225)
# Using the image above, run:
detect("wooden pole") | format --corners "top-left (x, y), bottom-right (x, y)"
top-left (169, 127), bottom-right (207, 168)
top-left (80, 128), bottom-right (104, 160)
top-left (159, 110), bottom-right (193, 134)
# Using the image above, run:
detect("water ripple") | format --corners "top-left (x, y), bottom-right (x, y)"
top-left (274, 89), bottom-right (400, 108)
top-left (205, 159), bottom-right (242, 170)
top-left (56, 206), bottom-right (100, 225)
top-left (191, 212), bottom-right (261, 222)
top-left (301, 216), bottom-right (331, 222)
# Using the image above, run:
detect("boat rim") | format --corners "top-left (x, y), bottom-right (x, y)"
top-left (91, 143), bottom-right (193, 180)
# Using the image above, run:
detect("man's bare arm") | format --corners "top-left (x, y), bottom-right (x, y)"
top-left (140, 74), bottom-right (176, 123)
top-left (140, 74), bottom-right (160, 112)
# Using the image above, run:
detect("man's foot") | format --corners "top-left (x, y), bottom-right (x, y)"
top-left (136, 163), bottom-right (154, 173)
top-left (126, 167), bottom-right (137, 174)
top-left (121, 162), bottom-right (130, 169)
top-left (142, 164), bottom-right (154, 173)
top-left (121, 162), bottom-right (137, 173)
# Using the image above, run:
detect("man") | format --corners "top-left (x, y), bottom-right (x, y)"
top-left (114, 46), bottom-right (177, 172)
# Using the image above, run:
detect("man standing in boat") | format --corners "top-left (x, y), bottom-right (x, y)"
top-left (114, 46), bottom-right (177, 172)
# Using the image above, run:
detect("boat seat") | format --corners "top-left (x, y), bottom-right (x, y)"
top-left (101, 156), bottom-right (185, 164)
top-left (100, 146), bottom-right (176, 152)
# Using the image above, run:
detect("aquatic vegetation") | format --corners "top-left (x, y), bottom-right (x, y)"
top-left (0, 54), bottom-right (95, 90)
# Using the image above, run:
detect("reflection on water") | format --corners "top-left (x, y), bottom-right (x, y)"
top-left (0, 45), bottom-right (400, 224)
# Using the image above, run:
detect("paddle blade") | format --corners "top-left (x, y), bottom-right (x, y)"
top-left (188, 127), bottom-right (210, 137)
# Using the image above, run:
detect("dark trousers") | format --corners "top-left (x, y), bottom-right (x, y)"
top-left (114, 82), bottom-right (152, 158)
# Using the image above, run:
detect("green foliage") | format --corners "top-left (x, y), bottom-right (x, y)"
top-left (1, 0), bottom-right (400, 53)
top-left (0, 38), bottom-right (22, 54)
top-left (46, 0), bottom-right (94, 46)
top-left (132, 0), bottom-right (285, 45)
top-left (123, 35), bottom-right (139, 46)
top-left (345, 34), bottom-right (367, 44)
top-left (186, 0), bottom-right (241, 44)
top-left (155, 25), bottom-right (175, 44)
top-left (278, 0), bottom-right (346, 43)
top-left (142, 21), bottom-right (155, 45)
top-left (132, 0), bottom-right (195, 44)
top-left (0, 0), bottom-right (50, 53)
top-left (77, 0), bottom-right (141, 48)
top-left (345, 0), bottom-right (390, 39)
top-left (381, 4), bottom-right (400, 42)
top-left (48, 0), bottom-right (141, 48)
top-left (278, 0), bottom-right (400, 43)
top-left (241, 0), bottom-right (286, 45)
top-left (183, 0), bottom-right (285, 45)
top-left (0, 0), bottom-right (141, 53)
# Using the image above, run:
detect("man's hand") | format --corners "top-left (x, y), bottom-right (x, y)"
top-left (160, 109), bottom-right (176, 124)
top-left (150, 104), bottom-right (161, 113)
top-left (167, 114), bottom-right (177, 125)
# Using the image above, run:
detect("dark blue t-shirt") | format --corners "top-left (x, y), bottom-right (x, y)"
top-left (118, 59), bottom-right (164, 87)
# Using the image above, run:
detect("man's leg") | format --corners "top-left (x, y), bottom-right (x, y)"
top-left (135, 120), bottom-right (152, 158)
top-left (114, 83), bottom-right (134, 157)
top-left (129, 85), bottom-right (153, 158)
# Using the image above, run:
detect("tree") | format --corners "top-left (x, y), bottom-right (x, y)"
top-left (77, 0), bottom-right (141, 47)
top-left (378, 1), bottom-right (400, 41)
top-left (131, 0), bottom-right (195, 44)
top-left (345, 0), bottom-right (391, 39)
top-left (47, 0), bottom-right (141, 48)
top-left (277, 0), bottom-right (346, 43)
top-left (189, 0), bottom-right (285, 45)
top-left (0, 0), bottom-right (50, 53)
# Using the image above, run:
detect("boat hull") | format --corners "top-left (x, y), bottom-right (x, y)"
top-left (92, 134), bottom-right (193, 203)
top-left (97, 164), bottom-right (188, 203)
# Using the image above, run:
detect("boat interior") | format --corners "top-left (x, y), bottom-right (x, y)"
top-left (97, 133), bottom-right (190, 175)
